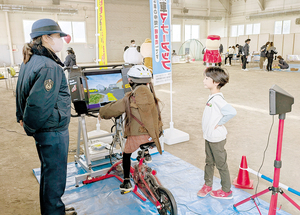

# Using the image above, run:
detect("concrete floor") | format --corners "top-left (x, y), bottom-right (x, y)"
top-left (0, 61), bottom-right (300, 214)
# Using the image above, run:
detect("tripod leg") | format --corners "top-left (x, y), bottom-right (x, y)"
top-left (234, 188), bottom-right (271, 208)
top-left (281, 191), bottom-right (300, 210)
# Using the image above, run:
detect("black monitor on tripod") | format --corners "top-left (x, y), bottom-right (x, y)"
top-left (269, 85), bottom-right (294, 115)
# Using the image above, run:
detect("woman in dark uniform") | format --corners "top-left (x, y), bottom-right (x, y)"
top-left (16, 19), bottom-right (75, 215)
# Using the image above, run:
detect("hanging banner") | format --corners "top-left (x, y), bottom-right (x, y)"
top-left (150, 0), bottom-right (172, 85)
top-left (97, 0), bottom-right (107, 65)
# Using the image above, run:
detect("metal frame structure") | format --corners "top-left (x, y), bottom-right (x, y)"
top-left (74, 114), bottom-right (125, 187)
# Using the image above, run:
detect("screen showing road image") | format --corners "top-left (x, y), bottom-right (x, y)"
top-left (85, 72), bottom-right (124, 110)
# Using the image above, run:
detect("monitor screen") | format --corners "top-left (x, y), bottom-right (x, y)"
top-left (85, 71), bottom-right (125, 110)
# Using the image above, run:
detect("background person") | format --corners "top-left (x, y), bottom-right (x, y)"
top-left (277, 55), bottom-right (289, 69)
top-left (218, 43), bottom-right (223, 66)
top-left (98, 65), bottom-right (163, 192)
top-left (130, 39), bottom-right (136, 47)
top-left (197, 67), bottom-right (237, 199)
top-left (15, 18), bottom-right (75, 215)
top-left (242, 39), bottom-right (251, 71)
top-left (259, 42), bottom-right (270, 70)
top-left (235, 44), bottom-right (243, 59)
top-left (64, 47), bottom-right (76, 67)
top-left (225, 46), bottom-right (234, 66)
top-left (266, 42), bottom-right (277, 72)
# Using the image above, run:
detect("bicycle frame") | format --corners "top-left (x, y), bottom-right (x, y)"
top-left (131, 157), bottom-right (163, 208)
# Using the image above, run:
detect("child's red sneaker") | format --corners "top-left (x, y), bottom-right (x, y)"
top-left (210, 189), bottom-right (233, 199)
top-left (197, 184), bottom-right (212, 197)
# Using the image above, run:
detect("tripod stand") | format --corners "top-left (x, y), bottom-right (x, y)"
top-left (233, 113), bottom-right (300, 214)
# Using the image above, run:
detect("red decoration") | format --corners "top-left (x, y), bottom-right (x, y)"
top-left (64, 35), bottom-right (71, 44)
top-left (203, 49), bottom-right (222, 63)
top-left (207, 35), bottom-right (220, 40)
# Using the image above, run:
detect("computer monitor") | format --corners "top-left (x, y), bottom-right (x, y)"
top-left (68, 64), bottom-right (132, 115)
top-left (269, 85), bottom-right (294, 115)
top-left (84, 70), bottom-right (125, 111)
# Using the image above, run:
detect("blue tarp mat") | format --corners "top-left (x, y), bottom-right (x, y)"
top-left (33, 152), bottom-right (290, 215)
top-left (252, 64), bottom-right (300, 72)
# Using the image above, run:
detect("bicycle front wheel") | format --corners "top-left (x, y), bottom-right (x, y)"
top-left (157, 186), bottom-right (177, 215)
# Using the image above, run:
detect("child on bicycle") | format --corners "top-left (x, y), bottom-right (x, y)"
top-left (98, 65), bottom-right (163, 192)
top-left (197, 67), bottom-right (236, 199)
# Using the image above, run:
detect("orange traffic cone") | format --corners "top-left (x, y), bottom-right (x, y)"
top-left (233, 156), bottom-right (253, 189)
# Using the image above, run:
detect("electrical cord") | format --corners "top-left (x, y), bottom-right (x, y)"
top-left (0, 126), bottom-right (27, 136)
top-left (254, 115), bottom-right (275, 204)
top-left (177, 203), bottom-right (202, 215)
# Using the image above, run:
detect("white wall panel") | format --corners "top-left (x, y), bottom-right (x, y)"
top-left (273, 34), bottom-right (284, 56)
top-left (248, 34), bottom-right (258, 53)
top-left (282, 34), bottom-right (294, 58)
top-left (238, 35), bottom-right (249, 46)
top-left (222, 37), bottom-right (228, 52)
top-left (228, 37), bottom-right (237, 47)
top-left (294, 34), bottom-right (300, 55)
top-left (258, 34), bottom-right (270, 50)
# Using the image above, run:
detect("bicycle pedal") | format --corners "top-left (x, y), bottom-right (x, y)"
top-left (121, 190), bottom-right (131, 195)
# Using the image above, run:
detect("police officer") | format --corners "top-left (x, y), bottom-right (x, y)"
top-left (16, 19), bottom-right (75, 215)
top-left (98, 65), bottom-right (163, 191)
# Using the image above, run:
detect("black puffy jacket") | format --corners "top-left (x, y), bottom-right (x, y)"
top-left (16, 54), bottom-right (71, 136)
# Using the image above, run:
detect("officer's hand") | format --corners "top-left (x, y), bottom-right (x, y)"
top-left (20, 120), bottom-right (23, 127)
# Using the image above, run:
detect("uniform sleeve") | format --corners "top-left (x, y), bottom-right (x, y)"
top-left (22, 67), bottom-right (62, 135)
top-left (218, 104), bottom-right (237, 125)
top-left (16, 67), bottom-right (24, 123)
top-left (99, 98), bottom-right (126, 119)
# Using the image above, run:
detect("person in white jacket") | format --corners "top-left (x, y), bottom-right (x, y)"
top-left (197, 67), bottom-right (237, 200)
top-left (225, 46), bottom-right (235, 66)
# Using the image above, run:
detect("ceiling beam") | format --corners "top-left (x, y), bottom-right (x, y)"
top-left (219, 0), bottom-right (231, 15)
top-left (257, 0), bottom-right (265, 11)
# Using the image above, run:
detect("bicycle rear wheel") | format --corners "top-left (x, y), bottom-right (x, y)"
top-left (157, 186), bottom-right (177, 215)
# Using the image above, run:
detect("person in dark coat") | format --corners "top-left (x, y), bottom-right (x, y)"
top-left (16, 19), bottom-right (75, 215)
top-left (277, 55), bottom-right (289, 69)
top-left (235, 44), bottom-right (243, 60)
top-left (242, 39), bottom-right (251, 71)
top-left (64, 47), bottom-right (76, 67)
top-left (218, 44), bottom-right (223, 66)
top-left (259, 42), bottom-right (270, 69)
top-left (266, 42), bottom-right (277, 72)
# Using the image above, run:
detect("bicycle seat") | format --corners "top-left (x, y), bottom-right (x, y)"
top-left (140, 142), bottom-right (156, 150)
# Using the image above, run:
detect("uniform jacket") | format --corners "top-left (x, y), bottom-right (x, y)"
top-left (64, 54), bottom-right (76, 67)
top-left (16, 48), bottom-right (71, 136)
top-left (99, 85), bottom-right (163, 154)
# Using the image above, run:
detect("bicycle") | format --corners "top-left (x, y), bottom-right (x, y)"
top-left (83, 141), bottom-right (177, 215)
top-left (129, 142), bottom-right (177, 215)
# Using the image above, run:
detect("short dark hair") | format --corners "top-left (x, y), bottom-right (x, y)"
top-left (236, 44), bottom-right (239, 47)
top-left (277, 55), bottom-right (283, 60)
top-left (245, 39), bottom-right (251, 43)
top-left (131, 40), bottom-right (135, 43)
top-left (204, 67), bottom-right (229, 89)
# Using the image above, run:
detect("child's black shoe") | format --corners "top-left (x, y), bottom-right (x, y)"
top-left (120, 179), bottom-right (133, 192)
